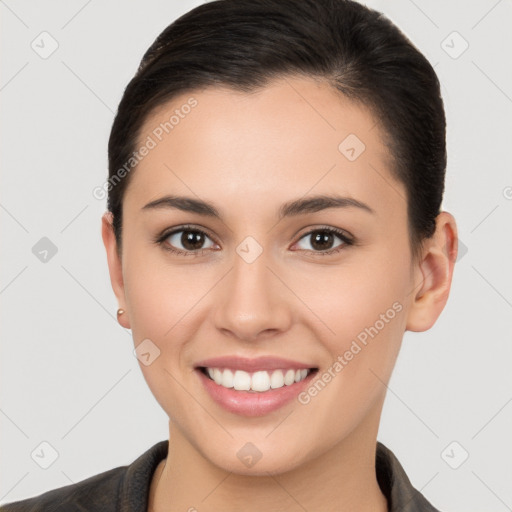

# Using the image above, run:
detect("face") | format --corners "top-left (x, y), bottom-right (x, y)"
top-left (105, 76), bottom-right (428, 475)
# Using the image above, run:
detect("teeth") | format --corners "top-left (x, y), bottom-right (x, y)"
top-left (284, 369), bottom-right (296, 385)
top-left (233, 370), bottom-right (251, 391)
top-left (222, 368), bottom-right (234, 388)
top-left (204, 367), bottom-right (312, 392)
top-left (213, 368), bottom-right (223, 385)
top-left (251, 371), bottom-right (271, 392)
top-left (270, 369), bottom-right (284, 389)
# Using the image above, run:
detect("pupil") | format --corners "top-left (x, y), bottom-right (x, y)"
top-left (182, 231), bottom-right (204, 250)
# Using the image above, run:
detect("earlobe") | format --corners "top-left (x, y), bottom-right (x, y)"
top-left (405, 211), bottom-right (458, 332)
top-left (101, 212), bottom-right (131, 329)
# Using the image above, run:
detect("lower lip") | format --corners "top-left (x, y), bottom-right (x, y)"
top-left (196, 368), bottom-right (316, 417)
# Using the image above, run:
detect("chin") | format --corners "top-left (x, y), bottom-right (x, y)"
top-left (214, 448), bottom-right (305, 476)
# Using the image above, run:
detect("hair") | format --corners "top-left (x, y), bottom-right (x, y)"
top-left (107, 0), bottom-right (446, 263)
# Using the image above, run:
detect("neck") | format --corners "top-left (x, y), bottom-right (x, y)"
top-left (149, 410), bottom-right (388, 512)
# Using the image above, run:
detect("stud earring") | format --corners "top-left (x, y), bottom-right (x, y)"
top-left (117, 308), bottom-right (125, 316)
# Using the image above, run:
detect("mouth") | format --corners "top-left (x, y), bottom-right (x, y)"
top-left (193, 356), bottom-right (319, 417)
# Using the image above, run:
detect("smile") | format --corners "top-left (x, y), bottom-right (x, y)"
top-left (194, 356), bottom-right (319, 417)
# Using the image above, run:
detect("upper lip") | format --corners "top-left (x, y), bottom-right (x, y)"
top-left (195, 356), bottom-right (318, 372)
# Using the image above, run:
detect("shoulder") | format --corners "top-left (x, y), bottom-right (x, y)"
top-left (0, 466), bottom-right (125, 512)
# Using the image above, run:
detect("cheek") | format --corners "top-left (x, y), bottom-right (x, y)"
top-left (330, 270), bottom-right (407, 347)
top-left (292, 247), bottom-right (411, 397)
top-left (293, 272), bottom-right (407, 444)
top-left (122, 245), bottom-right (218, 397)
top-left (292, 252), bottom-right (409, 347)
top-left (122, 257), bottom-right (201, 421)
top-left (123, 244), bottom-right (207, 340)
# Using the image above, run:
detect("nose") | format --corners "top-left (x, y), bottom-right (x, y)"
top-left (213, 247), bottom-right (293, 343)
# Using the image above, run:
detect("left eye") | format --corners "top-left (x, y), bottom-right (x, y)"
top-left (294, 228), bottom-right (348, 253)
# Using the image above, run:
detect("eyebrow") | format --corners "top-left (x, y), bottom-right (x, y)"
top-left (142, 194), bottom-right (375, 219)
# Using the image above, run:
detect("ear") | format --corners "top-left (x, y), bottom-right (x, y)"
top-left (406, 211), bottom-right (458, 332)
top-left (101, 211), bottom-right (131, 329)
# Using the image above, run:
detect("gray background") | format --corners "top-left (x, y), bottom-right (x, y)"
top-left (1, 1), bottom-right (511, 510)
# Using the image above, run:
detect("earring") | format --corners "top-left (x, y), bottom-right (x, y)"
top-left (117, 308), bottom-right (125, 316)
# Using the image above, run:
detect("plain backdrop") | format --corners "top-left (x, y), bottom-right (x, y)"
top-left (1, 1), bottom-right (511, 510)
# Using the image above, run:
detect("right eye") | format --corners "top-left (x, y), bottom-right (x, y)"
top-left (158, 225), bottom-right (218, 256)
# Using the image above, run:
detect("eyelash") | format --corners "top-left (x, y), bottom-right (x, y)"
top-left (155, 224), bottom-right (354, 258)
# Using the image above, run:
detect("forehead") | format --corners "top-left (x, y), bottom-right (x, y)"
top-left (124, 76), bottom-right (404, 222)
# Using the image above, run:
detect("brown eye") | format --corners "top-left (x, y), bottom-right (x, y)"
top-left (163, 228), bottom-right (216, 254)
top-left (294, 228), bottom-right (352, 255)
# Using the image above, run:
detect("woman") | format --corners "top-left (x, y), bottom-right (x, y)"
top-left (1, 0), bottom-right (457, 510)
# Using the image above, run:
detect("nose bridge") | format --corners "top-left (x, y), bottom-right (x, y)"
top-left (213, 238), bottom-right (291, 340)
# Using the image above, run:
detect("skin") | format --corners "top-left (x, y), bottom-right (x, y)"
top-left (102, 75), bottom-right (458, 512)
